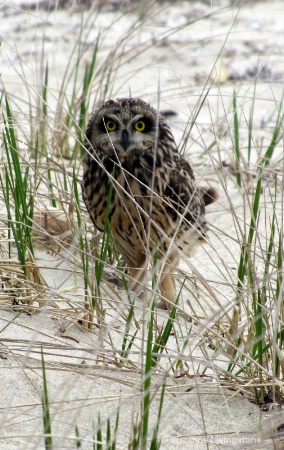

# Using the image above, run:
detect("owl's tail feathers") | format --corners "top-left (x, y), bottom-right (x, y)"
top-left (202, 187), bottom-right (218, 206)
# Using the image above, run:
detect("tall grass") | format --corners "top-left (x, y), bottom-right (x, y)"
top-left (227, 89), bottom-right (284, 397)
top-left (1, 97), bottom-right (35, 274)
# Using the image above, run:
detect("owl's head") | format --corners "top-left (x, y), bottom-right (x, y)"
top-left (86, 98), bottom-right (173, 155)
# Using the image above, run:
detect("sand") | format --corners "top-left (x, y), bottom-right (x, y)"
top-left (1, 1), bottom-right (284, 448)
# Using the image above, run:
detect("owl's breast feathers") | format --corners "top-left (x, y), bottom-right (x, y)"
top-left (86, 142), bottom-right (215, 235)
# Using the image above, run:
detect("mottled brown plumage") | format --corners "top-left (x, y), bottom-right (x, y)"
top-left (82, 98), bottom-right (216, 307)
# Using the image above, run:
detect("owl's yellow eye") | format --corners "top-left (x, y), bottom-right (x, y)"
top-left (134, 120), bottom-right (146, 132)
top-left (105, 120), bottom-right (117, 132)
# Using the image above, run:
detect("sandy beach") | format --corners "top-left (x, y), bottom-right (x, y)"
top-left (1, 1), bottom-right (284, 448)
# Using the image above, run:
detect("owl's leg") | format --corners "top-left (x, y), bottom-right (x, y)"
top-left (159, 271), bottom-right (175, 310)
top-left (127, 254), bottom-right (147, 295)
top-left (127, 253), bottom-right (178, 310)
top-left (158, 251), bottom-right (178, 310)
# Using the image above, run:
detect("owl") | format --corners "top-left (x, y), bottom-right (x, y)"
top-left (82, 98), bottom-right (216, 308)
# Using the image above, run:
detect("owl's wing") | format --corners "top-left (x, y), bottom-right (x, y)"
top-left (162, 155), bottom-right (217, 231)
top-left (162, 155), bottom-right (202, 226)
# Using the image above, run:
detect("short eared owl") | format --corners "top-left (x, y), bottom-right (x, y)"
top-left (82, 98), bottom-right (216, 307)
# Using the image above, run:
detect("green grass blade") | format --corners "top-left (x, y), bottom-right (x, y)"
top-left (96, 415), bottom-right (103, 450)
top-left (142, 303), bottom-right (155, 449)
top-left (149, 383), bottom-right (165, 450)
top-left (262, 95), bottom-right (284, 167)
top-left (274, 231), bottom-right (284, 377)
top-left (41, 348), bottom-right (52, 450)
top-left (75, 425), bottom-right (82, 448)
top-left (237, 176), bottom-right (262, 294)
top-left (151, 281), bottom-right (184, 368)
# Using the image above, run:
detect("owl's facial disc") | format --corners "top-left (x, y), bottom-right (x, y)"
top-left (99, 114), bottom-right (156, 153)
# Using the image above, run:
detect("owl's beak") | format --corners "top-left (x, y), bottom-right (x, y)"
top-left (121, 129), bottom-right (129, 150)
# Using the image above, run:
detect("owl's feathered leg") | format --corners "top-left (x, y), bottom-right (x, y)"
top-left (155, 249), bottom-right (179, 309)
top-left (159, 271), bottom-right (176, 310)
top-left (128, 262), bottom-right (175, 310)
top-left (127, 254), bottom-right (147, 295)
top-left (127, 252), bottom-right (176, 310)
